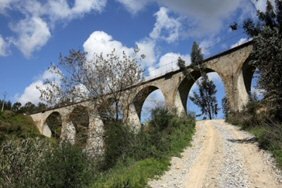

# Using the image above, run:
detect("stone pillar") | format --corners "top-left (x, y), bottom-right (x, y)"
top-left (86, 109), bottom-right (105, 158)
top-left (124, 103), bottom-right (142, 132)
top-left (173, 91), bottom-right (186, 116)
top-left (60, 114), bottom-right (76, 144)
top-left (221, 70), bottom-right (249, 112)
top-left (163, 87), bottom-right (186, 117)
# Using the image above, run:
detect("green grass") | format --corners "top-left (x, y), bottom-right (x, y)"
top-left (92, 158), bottom-right (169, 188)
top-left (91, 112), bottom-right (195, 187)
top-left (0, 110), bottom-right (41, 142)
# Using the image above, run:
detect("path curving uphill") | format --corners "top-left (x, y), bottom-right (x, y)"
top-left (148, 120), bottom-right (282, 188)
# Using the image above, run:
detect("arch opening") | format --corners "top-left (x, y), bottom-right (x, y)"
top-left (242, 61), bottom-right (263, 100)
top-left (98, 98), bottom-right (124, 123)
top-left (69, 106), bottom-right (89, 147)
top-left (178, 69), bottom-right (226, 120)
top-left (133, 86), bottom-right (165, 123)
top-left (45, 112), bottom-right (62, 140)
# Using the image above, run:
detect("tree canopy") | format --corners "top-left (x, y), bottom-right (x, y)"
top-left (242, 0), bottom-right (282, 120)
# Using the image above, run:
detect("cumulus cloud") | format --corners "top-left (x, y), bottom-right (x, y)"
top-left (46, 0), bottom-right (106, 22)
top-left (83, 31), bottom-right (134, 59)
top-left (147, 52), bottom-right (190, 78)
top-left (83, 31), bottom-right (158, 71)
top-left (150, 7), bottom-right (181, 43)
top-left (10, 17), bottom-right (51, 57)
top-left (117, 0), bottom-right (252, 37)
top-left (0, 35), bottom-right (8, 56)
top-left (1, 0), bottom-right (107, 57)
top-left (17, 69), bottom-right (61, 105)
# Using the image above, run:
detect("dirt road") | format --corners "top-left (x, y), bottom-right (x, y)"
top-left (148, 120), bottom-right (282, 188)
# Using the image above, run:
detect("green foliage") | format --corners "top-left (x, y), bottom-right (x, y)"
top-left (191, 41), bottom-right (203, 65)
top-left (97, 108), bottom-right (195, 187)
top-left (0, 138), bottom-right (52, 187)
top-left (92, 158), bottom-right (168, 188)
top-left (0, 111), bottom-right (41, 143)
top-left (0, 138), bottom-right (96, 188)
top-left (0, 107), bottom-right (195, 187)
top-left (243, 0), bottom-right (282, 121)
top-left (38, 142), bottom-right (96, 188)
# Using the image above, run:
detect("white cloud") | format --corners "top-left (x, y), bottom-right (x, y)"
top-left (0, 0), bottom-right (16, 13)
top-left (136, 38), bottom-right (156, 68)
top-left (115, 0), bottom-right (151, 14)
top-left (17, 69), bottom-right (61, 105)
top-left (230, 38), bottom-right (249, 48)
top-left (150, 7), bottom-right (181, 43)
top-left (10, 17), bottom-right (51, 57)
top-left (47, 0), bottom-right (107, 22)
top-left (1, 0), bottom-right (107, 57)
top-left (83, 31), bottom-right (134, 59)
top-left (118, 0), bottom-right (250, 37)
top-left (147, 52), bottom-right (190, 78)
top-left (0, 35), bottom-right (8, 56)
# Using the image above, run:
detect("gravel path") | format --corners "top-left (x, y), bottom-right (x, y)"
top-left (148, 120), bottom-right (282, 188)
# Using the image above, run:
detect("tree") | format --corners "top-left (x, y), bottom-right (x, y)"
top-left (191, 41), bottom-right (204, 66)
top-left (242, 0), bottom-right (282, 120)
top-left (21, 102), bottom-right (36, 114)
top-left (38, 49), bottom-right (143, 122)
top-left (12, 102), bottom-right (22, 113)
top-left (190, 73), bottom-right (219, 119)
top-left (177, 41), bottom-right (219, 119)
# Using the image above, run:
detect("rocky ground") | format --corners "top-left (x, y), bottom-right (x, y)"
top-left (148, 120), bottom-right (282, 188)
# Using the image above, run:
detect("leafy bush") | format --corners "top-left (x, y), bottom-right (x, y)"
top-left (0, 138), bottom-right (96, 188)
top-left (0, 138), bottom-right (52, 187)
top-left (96, 108), bottom-right (195, 187)
top-left (39, 142), bottom-right (96, 188)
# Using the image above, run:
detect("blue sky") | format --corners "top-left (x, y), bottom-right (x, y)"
top-left (0, 0), bottom-right (269, 119)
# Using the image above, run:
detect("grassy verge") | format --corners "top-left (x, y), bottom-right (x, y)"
top-left (91, 109), bottom-right (195, 187)
top-left (227, 113), bottom-right (282, 169)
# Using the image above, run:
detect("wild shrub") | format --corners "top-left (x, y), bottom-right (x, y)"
top-left (0, 138), bottom-right (96, 188)
top-left (38, 142), bottom-right (96, 188)
top-left (94, 108), bottom-right (195, 187)
top-left (0, 138), bottom-right (52, 187)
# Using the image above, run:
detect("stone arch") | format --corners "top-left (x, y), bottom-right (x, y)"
top-left (43, 111), bottom-right (62, 140)
top-left (176, 67), bottom-right (226, 114)
top-left (242, 58), bottom-right (257, 95)
top-left (133, 85), bottom-right (165, 120)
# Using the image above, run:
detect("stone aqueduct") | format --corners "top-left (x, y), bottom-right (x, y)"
top-left (30, 41), bottom-right (254, 155)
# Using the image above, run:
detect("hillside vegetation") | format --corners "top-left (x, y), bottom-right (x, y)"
top-left (0, 111), bottom-right (41, 143)
top-left (0, 108), bottom-right (195, 187)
